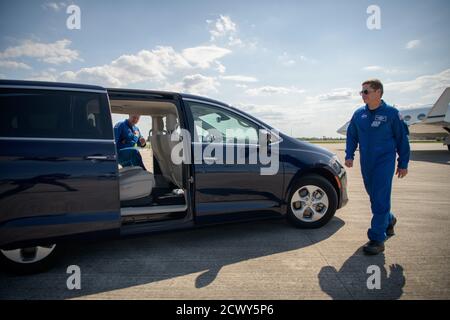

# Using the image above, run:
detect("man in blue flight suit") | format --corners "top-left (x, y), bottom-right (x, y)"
top-left (345, 79), bottom-right (410, 255)
top-left (114, 114), bottom-right (147, 170)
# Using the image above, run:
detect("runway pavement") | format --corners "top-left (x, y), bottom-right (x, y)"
top-left (0, 142), bottom-right (449, 299)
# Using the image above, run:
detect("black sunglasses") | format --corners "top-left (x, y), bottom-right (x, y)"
top-left (360, 89), bottom-right (375, 95)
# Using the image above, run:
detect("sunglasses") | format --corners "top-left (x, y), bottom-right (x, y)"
top-left (360, 89), bottom-right (374, 95)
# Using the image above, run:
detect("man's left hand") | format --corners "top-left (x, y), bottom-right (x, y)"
top-left (396, 168), bottom-right (408, 178)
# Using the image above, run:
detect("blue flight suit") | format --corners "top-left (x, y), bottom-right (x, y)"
top-left (345, 100), bottom-right (410, 243)
top-left (114, 119), bottom-right (147, 170)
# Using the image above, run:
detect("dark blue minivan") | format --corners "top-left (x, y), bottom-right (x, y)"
top-left (0, 80), bottom-right (347, 273)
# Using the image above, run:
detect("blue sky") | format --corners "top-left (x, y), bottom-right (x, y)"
top-left (1, 0), bottom-right (449, 137)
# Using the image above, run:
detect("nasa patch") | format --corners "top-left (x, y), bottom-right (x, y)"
top-left (371, 121), bottom-right (381, 127)
top-left (375, 115), bottom-right (387, 122)
top-left (361, 113), bottom-right (368, 119)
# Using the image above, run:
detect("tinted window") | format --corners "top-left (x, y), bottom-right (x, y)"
top-left (0, 88), bottom-right (113, 139)
top-left (188, 102), bottom-right (259, 144)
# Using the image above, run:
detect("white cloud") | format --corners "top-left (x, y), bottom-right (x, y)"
top-left (278, 52), bottom-right (317, 66)
top-left (207, 15), bottom-right (245, 47)
top-left (385, 68), bottom-right (450, 100)
top-left (236, 103), bottom-right (289, 120)
top-left (228, 36), bottom-right (243, 47)
top-left (362, 65), bottom-right (383, 72)
top-left (42, 2), bottom-right (66, 11)
top-left (237, 107), bottom-right (286, 131)
top-left (168, 74), bottom-right (220, 95)
top-left (362, 65), bottom-right (405, 74)
top-left (182, 45), bottom-right (231, 69)
top-left (245, 85), bottom-right (305, 96)
top-left (0, 60), bottom-right (31, 70)
top-left (57, 45), bottom-right (230, 87)
top-left (233, 102), bottom-right (316, 135)
top-left (0, 39), bottom-right (81, 64)
top-left (28, 69), bottom-right (59, 82)
top-left (221, 75), bottom-right (258, 82)
top-left (316, 88), bottom-right (356, 101)
top-left (215, 61), bottom-right (226, 74)
top-left (406, 39), bottom-right (421, 50)
top-left (208, 15), bottom-right (237, 40)
top-left (278, 52), bottom-right (296, 66)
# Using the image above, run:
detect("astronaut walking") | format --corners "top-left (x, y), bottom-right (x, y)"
top-left (345, 79), bottom-right (410, 255)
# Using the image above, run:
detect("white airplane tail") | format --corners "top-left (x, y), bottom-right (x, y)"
top-left (425, 87), bottom-right (450, 124)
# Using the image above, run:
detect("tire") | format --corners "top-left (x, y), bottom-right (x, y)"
top-left (287, 174), bottom-right (338, 229)
top-left (0, 244), bottom-right (61, 275)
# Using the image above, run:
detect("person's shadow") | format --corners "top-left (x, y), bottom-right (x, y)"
top-left (318, 246), bottom-right (405, 299)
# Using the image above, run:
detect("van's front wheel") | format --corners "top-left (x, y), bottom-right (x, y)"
top-left (287, 174), bottom-right (338, 229)
top-left (0, 244), bottom-right (60, 274)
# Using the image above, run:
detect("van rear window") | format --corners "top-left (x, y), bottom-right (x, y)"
top-left (0, 88), bottom-right (113, 140)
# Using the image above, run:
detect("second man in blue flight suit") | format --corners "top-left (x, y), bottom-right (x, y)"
top-left (114, 114), bottom-right (147, 170)
top-left (345, 79), bottom-right (410, 255)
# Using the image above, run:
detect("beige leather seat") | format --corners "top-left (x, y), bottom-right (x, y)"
top-left (150, 115), bottom-right (183, 188)
top-left (160, 114), bottom-right (183, 188)
top-left (150, 117), bottom-right (170, 181)
top-left (119, 166), bottom-right (155, 201)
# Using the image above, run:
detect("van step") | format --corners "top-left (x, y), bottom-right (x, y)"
top-left (120, 204), bottom-right (187, 217)
top-left (121, 211), bottom-right (186, 225)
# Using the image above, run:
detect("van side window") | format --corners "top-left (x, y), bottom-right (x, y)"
top-left (0, 88), bottom-right (113, 139)
top-left (188, 102), bottom-right (259, 144)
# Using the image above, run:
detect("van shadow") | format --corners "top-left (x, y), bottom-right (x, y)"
top-left (318, 247), bottom-right (406, 300)
top-left (410, 149), bottom-right (450, 165)
top-left (0, 217), bottom-right (345, 299)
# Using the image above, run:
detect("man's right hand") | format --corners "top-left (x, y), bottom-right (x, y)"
top-left (345, 159), bottom-right (353, 168)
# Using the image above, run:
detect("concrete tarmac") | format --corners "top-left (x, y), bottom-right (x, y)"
top-left (0, 142), bottom-right (449, 299)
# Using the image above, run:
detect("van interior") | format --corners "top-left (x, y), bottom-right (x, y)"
top-left (109, 97), bottom-right (188, 224)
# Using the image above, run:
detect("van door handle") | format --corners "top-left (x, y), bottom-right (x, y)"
top-left (85, 155), bottom-right (114, 161)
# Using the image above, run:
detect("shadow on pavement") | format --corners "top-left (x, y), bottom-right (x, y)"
top-left (318, 246), bottom-right (405, 300)
top-left (0, 217), bottom-right (345, 299)
top-left (410, 149), bottom-right (450, 165)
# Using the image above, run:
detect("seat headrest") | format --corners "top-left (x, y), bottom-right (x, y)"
top-left (152, 117), bottom-right (164, 134)
top-left (86, 99), bottom-right (100, 113)
top-left (166, 114), bottom-right (178, 132)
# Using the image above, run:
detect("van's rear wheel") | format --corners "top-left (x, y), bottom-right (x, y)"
top-left (287, 174), bottom-right (338, 229)
top-left (0, 244), bottom-right (60, 274)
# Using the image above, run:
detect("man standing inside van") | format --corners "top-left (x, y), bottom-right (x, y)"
top-left (114, 114), bottom-right (147, 170)
top-left (345, 79), bottom-right (410, 255)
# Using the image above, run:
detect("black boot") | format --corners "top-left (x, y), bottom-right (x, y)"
top-left (363, 240), bottom-right (385, 255)
top-left (386, 217), bottom-right (397, 237)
